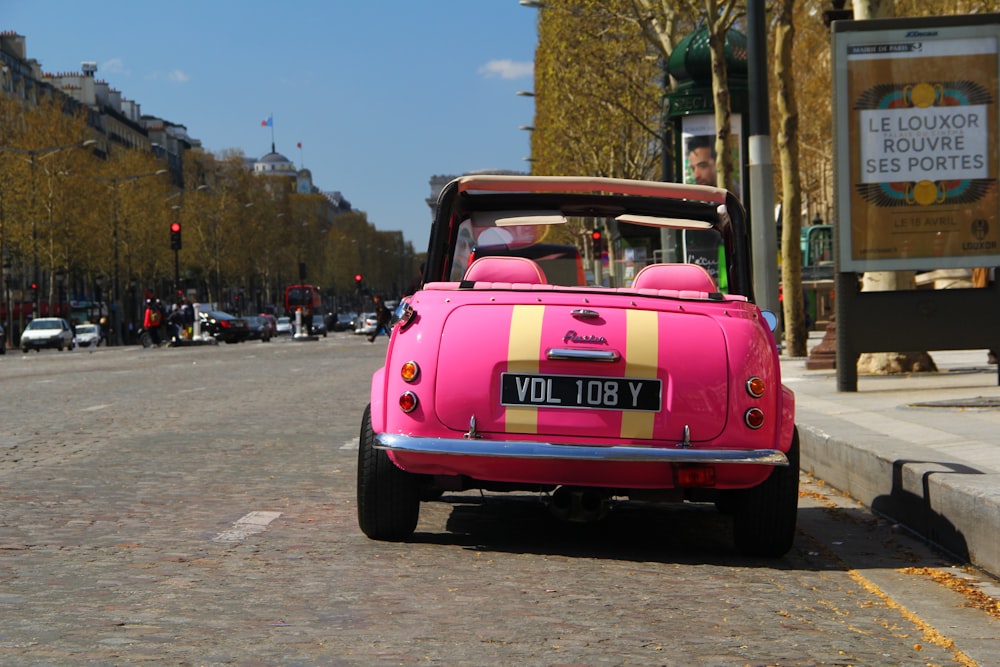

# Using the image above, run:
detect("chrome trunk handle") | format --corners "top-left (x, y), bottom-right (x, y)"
top-left (546, 348), bottom-right (620, 362)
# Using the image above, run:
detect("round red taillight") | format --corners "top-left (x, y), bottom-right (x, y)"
top-left (744, 407), bottom-right (765, 429)
top-left (399, 391), bottom-right (418, 413)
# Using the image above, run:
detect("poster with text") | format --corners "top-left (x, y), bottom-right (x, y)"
top-left (836, 20), bottom-right (1000, 271)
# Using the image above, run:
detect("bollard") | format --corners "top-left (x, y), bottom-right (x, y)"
top-left (294, 308), bottom-right (307, 338)
top-left (193, 302), bottom-right (202, 339)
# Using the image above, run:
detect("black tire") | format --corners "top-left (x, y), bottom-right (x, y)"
top-left (139, 331), bottom-right (153, 348)
top-left (22, 347), bottom-right (29, 354)
top-left (732, 427), bottom-right (800, 558)
top-left (357, 404), bottom-right (420, 540)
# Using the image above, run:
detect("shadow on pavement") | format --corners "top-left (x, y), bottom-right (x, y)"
top-left (401, 492), bottom-right (965, 573)
top-left (870, 459), bottom-right (977, 564)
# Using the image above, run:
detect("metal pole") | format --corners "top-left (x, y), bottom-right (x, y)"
top-left (30, 153), bottom-right (39, 317)
top-left (747, 0), bottom-right (779, 319)
top-left (112, 189), bottom-right (121, 346)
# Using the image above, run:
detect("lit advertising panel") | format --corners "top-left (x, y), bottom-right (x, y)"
top-left (834, 18), bottom-right (1000, 271)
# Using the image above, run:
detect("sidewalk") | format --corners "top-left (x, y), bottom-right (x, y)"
top-left (785, 335), bottom-right (1000, 578)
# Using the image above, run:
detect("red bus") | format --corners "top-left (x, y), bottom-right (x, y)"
top-left (284, 284), bottom-right (322, 333)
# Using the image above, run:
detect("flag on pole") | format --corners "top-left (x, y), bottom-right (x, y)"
top-left (261, 115), bottom-right (273, 127)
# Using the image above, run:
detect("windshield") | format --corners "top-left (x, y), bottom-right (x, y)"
top-left (28, 320), bottom-right (62, 330)
top-left (448, 215), bottom-right (725, 290)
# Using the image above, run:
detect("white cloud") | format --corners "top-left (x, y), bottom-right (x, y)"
top-left (101, 58), bottom-right (125, 74)
top-left (168, 69), bottom-right (190, 83)
top-left (478, 59), bottom-right (533, 80)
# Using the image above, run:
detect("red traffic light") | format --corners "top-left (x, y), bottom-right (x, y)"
top-left (591, 230), bottom-right (602, 241)
top-left (354, 274), bottom-right (363, 283)
top-left (170, 222), bottom-right (182, 250)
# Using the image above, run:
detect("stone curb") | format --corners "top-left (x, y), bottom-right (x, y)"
top-left (799, 423), bottom-right (1000, 578)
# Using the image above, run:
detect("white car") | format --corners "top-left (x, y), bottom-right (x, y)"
top-left (276, 316), bottom-right (292, 335)
top-left (74, 322), bottom-right (102, 347)
top-left (354, 312), bottom-right (377, 335)
top-left (21, 317), bottom-right (75, 353)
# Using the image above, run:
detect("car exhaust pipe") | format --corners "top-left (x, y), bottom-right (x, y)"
top-left (548, 486), bottom-right (610, 523)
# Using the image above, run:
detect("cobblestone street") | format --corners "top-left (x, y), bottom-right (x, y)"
top-left (1, 338), bottom-right (996, 666)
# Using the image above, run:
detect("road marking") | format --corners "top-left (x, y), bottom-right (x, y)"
top-left (80, 404), bottom-right (112, 412)
top-left (340, 438), bottom-right (359, 450)
top-left (212, 511), bottom-right (282, 542)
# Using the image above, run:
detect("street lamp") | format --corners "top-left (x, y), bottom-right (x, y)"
top-left (0, 139), bottom-right (96, 318)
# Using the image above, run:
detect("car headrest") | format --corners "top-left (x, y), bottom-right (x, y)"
top-left (631, 263), bottom-right (717, 293)
top-left (463, 256), bottom-right (548, 284)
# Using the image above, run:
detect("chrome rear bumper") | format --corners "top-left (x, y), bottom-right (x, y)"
top-left (374, 433), bottom-right (788, 466)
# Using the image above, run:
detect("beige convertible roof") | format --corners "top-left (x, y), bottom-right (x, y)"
top-left (455, 174), bottom-right (729, 206)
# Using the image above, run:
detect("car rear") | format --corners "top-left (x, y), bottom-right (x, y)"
top-left (375, 288), bottom-right (786, 488)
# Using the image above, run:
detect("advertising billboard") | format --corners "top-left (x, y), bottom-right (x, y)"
top-left (834, 18), bottom-right (1000, 271)
top-left (681, 113), bottom-right (744, 202)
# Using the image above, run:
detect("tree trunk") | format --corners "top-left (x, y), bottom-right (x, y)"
top-left (855, 271), bottom-right (937, 373)
top-left (774, 0), bottom-right (807, 357)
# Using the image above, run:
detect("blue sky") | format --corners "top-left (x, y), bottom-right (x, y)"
top-left (3, 0), bottom-right (539, 247)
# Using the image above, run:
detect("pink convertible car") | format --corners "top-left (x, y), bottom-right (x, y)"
top-left (358, 175), bottom-right (797, 557)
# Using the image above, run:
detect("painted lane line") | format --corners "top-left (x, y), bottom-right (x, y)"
top-left (212, 511), bottom-right (282, 542)
top-left (80, 404), bottom-right (112, 412)
top-left (340, 438), bottom-right (359, 450)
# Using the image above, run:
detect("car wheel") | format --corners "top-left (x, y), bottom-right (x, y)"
top-left (22, 347), bottom-right (29, 354)
top-left (357, 404), bottom-right (420, 540)
top-left (731, 427), bottom-right (799, 558)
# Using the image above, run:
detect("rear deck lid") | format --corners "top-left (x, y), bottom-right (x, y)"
top-left (434, 302), bottom-right (729, 442)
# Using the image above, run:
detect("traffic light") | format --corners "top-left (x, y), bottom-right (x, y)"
top-left (591, 229), bottom-right (603, 256)
top-left (170, 222), bottom-right (182, 250)
top-left (354, 273), bottom-right (363, 286)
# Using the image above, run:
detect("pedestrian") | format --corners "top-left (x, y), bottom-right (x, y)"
top-left (167, 301), bottom-right (186, 341)
top-left (368, 294), bottom-right (392, 343)
top-left (143, 299), bottom-right (162, 347)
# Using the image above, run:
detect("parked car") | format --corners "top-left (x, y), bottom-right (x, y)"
top-left (244, 315), bottom-right (274, 342)
top-left (333, 312), bottom-right (357, 332)
top-left (198, 309), bottom-right (250, 344)
top-left (74, 322), bottom-right (103, 347)
top-left (21, 317), bottom-right (76, 352)
top-left (354, 312), bottom-right (377, 336)
top-left (356, 175), bottom-right (798, 557)
top-left (275, 316), bottom-right (292, 336)
top-left (311, 314), bottom-right (328, 337)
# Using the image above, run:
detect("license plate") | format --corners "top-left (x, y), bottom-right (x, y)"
top-left (501, 373), bottom-right (661, 412)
